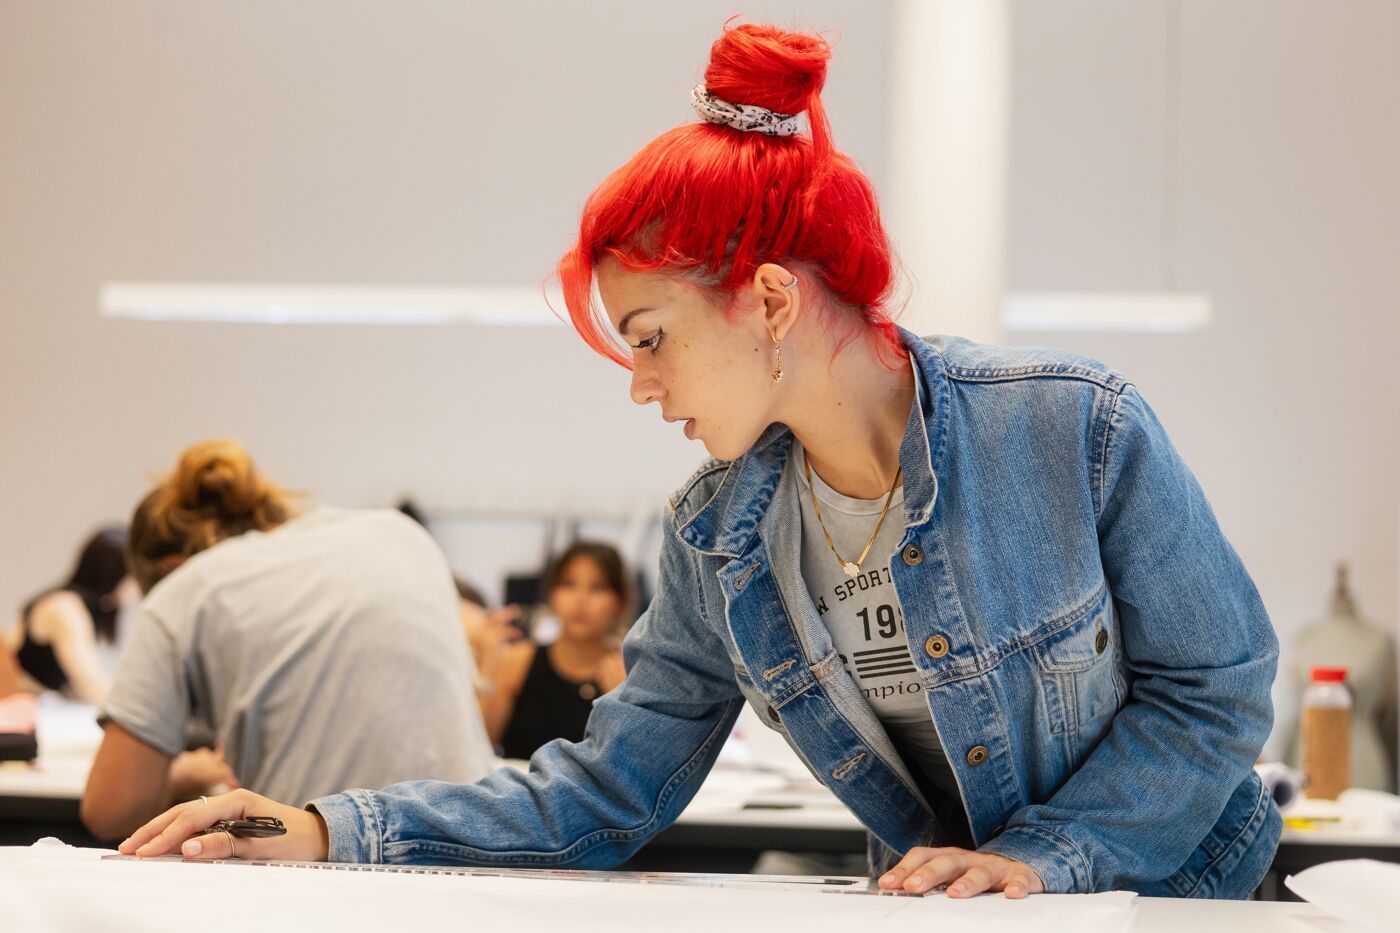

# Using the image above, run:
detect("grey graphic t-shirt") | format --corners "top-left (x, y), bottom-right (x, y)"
top-left (792, 440), bottom-right (960, 804)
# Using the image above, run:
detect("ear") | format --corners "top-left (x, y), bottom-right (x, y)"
top-left (750, 263), bottom-right (801, 342)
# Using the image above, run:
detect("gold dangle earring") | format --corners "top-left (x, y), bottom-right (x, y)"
top-left (771, 274), bottom-right (797, 383)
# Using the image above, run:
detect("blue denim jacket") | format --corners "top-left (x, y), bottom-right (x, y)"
top-left (312, 331), bottom-right (1280, 897)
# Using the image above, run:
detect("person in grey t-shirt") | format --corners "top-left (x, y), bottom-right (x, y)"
top-left (80, 439), bottom-right (494, 840)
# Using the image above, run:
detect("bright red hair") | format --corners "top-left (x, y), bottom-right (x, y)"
top-left (558, 22), bottom-right (904, 368)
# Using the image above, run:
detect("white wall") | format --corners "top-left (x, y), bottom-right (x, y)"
top-left (3, 1), bottom-right (1396, 754)
top-left (0, 0), bottom-right (893, 617)
top-left (1005, 0), bottom-right (1400, 749)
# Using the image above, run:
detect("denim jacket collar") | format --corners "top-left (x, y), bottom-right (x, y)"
top-left (678, 327), bottom-right (948, 558)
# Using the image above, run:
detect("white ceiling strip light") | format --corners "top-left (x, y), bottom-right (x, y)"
top-left (99, 282), bottom-right (564, 326)
top-left (1001, 292), bottom-right (1212, 333)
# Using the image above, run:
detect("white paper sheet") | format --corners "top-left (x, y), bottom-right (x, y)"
top-left (0, 841), bottom-right (1139, 933)
top-left (1284, 859), bottom-right (1400, 933)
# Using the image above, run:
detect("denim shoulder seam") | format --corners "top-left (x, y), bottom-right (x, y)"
top-left (944, 363), bottom-right (1126, 392)
top-left (1095, 383), bottom-right (1134, 521)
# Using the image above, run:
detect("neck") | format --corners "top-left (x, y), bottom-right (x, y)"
top-left (551, 634), bottom-right (610, 663)
top-left (780, 327), bottom-right (913, 499)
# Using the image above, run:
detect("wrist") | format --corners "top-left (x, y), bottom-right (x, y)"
top-left (300, 806), bottom-right (331, 862)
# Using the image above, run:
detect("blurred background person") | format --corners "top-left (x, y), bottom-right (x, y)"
top-left (4, 527), bottom-right (136, 704)
top-left (476, 541), bottom-right (631, 759)
top-left (81, 438), bottom-right (495, 839)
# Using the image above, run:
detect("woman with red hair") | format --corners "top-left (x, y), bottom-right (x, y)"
top-left (124, 22), bottom-right (1279, 900)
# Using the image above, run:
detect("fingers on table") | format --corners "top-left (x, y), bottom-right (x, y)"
top-left (877, 846), bottom-right (953, 891)
top-left (181, 828), bottom-right (242, 860)
top-left (878, 847), bottom-right (1039, 897)
top-left (122, 790), bottom-right (251, 858)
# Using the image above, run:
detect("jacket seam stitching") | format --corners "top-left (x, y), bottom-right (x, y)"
top-left (921, 583), bottom-right (1108, 686)
top-left (1096, 385), bottom-right (1131, 520)
top-left (994, 823), bottom-right (1092, 891)
top-left (1179, 777), bottom-right (1270, 898)
top-left (944, 366), bottom-right (1124, 391)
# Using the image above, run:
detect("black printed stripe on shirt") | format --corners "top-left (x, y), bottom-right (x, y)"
top-left (853, 644), bottom-right (915, 679)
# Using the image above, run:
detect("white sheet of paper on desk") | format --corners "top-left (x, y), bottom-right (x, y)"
top-left (1284, 859), bottom-right (1400, 932)
top-left (0, 841), bottom-right (1138, 933)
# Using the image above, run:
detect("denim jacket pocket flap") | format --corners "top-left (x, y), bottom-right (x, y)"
top-left (1032, 590), bottom-right (1123, 736)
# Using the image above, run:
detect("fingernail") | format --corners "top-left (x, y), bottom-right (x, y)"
top-left (879, 874), bottom-right (895, 886)
top-left (182, 838), bottom-right (202, 857)
top-left (1007, 885), bottom-right (1025, 897)
top-left (949, 884), bottom-right (964, 896)
top-left (909, 877), bottom-right (926, 892)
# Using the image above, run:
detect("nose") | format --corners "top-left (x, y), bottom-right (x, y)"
top-left (629, 361), bottom-right (663, 407)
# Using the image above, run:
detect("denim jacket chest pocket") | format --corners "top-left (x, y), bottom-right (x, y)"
top-left (1031, 591), bottom-right (1127, 738)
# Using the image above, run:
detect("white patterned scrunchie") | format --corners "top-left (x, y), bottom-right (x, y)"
top-left (690, 85), bottom-right (801, 137)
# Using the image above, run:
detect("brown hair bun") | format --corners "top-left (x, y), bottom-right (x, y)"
top-left (175, 439), bottom-right (266, 518)
top-left (128, 439), bottom-right (296, 592)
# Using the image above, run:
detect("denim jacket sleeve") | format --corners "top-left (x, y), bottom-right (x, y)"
top-left (979, 384), bottom-right (1278, 892)
top-left (308, 512), bottom-right (745, 865)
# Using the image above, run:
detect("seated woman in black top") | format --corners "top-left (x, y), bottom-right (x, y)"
top-left (5, 527), bottom-right (135, 703)
top-left (477, 542), bottom-right (630, 759)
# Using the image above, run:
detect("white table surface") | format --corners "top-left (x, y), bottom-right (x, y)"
top-left (0, 844), bottom-right (1344, 933)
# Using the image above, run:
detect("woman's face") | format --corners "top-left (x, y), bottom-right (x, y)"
top-left (549, 557), bottom-right (623, 642)
top-left (597, 257), bottom-right (778, 462)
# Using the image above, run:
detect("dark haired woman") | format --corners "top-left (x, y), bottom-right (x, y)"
top-left (80, 439), bottom-right (494, 839)
top-left (124, 24), bottom-right (1279, 900)
top-left (474, 542), bottom-right (630, 760)
top-left (4, 527), bottom-right (135, 704)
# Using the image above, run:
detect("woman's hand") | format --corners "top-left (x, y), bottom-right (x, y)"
top-left (117, 788), bottom-right (330, 862)
top-left (168, 747), bottom-right (239, 800)
top-left (877, 846), bottom-right (1045, 898)
top-left (464, 605), bottom-right (525, 675)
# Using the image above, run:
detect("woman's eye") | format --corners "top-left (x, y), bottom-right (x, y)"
top-left (631, 329), bottom-right (664, 354)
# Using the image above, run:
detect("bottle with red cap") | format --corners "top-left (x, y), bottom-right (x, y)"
top-left (1300, 666), bottom-right (1352, 800)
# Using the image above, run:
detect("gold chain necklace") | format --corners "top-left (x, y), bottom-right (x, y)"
top-left (803, 450), bottom-right (902, 578)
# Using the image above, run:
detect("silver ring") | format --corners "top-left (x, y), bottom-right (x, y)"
top-left (225, 830), bottom-right (236, 859)
top-left (782, 275), bottom-right (799, 290)
top-left (200, 795), bottom-right (209, 806)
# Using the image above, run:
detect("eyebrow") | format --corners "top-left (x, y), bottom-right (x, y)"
top-left (617, 307), bottom-right (655, 338)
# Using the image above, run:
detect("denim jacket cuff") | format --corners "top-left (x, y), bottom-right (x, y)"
top-left (978, 824), bottom-right (1091, 893)
top-left (307, 789), bottom-right (383, 863)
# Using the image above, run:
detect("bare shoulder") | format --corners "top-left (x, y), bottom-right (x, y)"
top-left (29, 591), bottom-right (91, 640)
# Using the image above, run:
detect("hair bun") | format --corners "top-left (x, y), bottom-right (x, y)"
top-left (175, 439), bottom-right (263, 517)
top-left (704, 22), bottom-right (831, 117)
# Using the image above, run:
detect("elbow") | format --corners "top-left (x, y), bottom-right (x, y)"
top-left (79, 794), bottom-right (131, 841)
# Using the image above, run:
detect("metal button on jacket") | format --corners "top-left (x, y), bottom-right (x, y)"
top-left (966, 745), bottom-right (989, 766)
top-left (924, 635), bottom-right (950, 659)
top-left (1095, 626), bottom-right (1109, 654)
top-left (902, 544), bottom-right (924, 566)
top-left (766, 705), bottom-right (781, 725)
